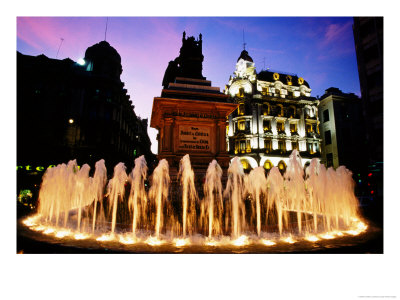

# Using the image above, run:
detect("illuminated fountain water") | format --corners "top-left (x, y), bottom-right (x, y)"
top-left (128, 155), bottom-right (148, 237)
top-left (201, 160), bottom-right (223, 239)
top-left (178, 154), bottom-right (197, 238)
top-left (22, 150), bottom-right (369, 252)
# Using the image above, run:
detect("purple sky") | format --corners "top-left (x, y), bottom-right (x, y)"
top-left (17, 17), bottom-right (360, 154)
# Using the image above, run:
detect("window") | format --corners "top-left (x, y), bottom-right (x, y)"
top-left (262, 103), bottom-right (270, 115)
top-left (241, 159), bottom-right (250, 170)
top-left (263, 119), bottom-right (271, 132)
top-left (307, 142), bottom-right (315, 154)
top-left (290, 123), bottom-right (297, 133)
top-left (238, 120), bottom-right (245, 131)
top-left (278, 161), bottom-right (286, 175)
top-left (264, 139), bottom-right (272, 153)
top-left (246, 140), bottom-right (251, 153)
top-left (277, 121), bottom-right (285, 133)
top-left (306, 123), bottom-right (313, 133)
top-left (323, 109), bottom-right (329, 123)
top-left (277, 104), bottom-right (284, 117)
top-left (238, 88), bottom-right (245, 98)
top-left (325, 130), bottom-right (332, 145)
top-left (291, 141), bottom-right (298, 150)
top-left (326, 153), bottom-right (333, 167)
top-left (278, 140), bottom-right (286, 153)
top-left (238, 103), bottom-right (245, 115)
top-left (288, 106), bottom-right (296, 118)
top-left (262, 87), bottom-right (269, 96)
top-left (245, 120), bottom-right (250, 131)
top-left (264, 160), bottom-right (273, 170)
top-left (240, 140), bottom-right (246, 153)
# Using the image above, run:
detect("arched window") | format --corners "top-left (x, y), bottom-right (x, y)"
top-left (238, 88), bottom-right (245, 98)
top-left (288, 106), bottom-right (296, 118)
top-left (262, 103), bottom-right (270, 115)
top-left (240, 159), bottom-right (251, 171)
top-left (277, 104), bottom-right (284, 117)
top-left (278, 160), bottom-right (287, 175)
top-left (264, 160), bottom-right (273, 170)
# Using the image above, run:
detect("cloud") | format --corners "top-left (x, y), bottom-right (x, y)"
top-left (323, 21), bottom-right (353, 45)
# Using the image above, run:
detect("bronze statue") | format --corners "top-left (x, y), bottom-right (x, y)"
top-left (162, 32), bottom-right (205, 88)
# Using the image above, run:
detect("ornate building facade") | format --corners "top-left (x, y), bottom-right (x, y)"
top-left (225, 50), bottom-right (321, 173)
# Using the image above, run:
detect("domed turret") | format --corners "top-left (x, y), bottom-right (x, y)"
top-left (237, 49), bottom-right (253, 62)
top-left (84, 41), bottom-right (122, 80)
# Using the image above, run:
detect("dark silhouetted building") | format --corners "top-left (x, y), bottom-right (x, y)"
top-left (353, 17), bottom-right (383, 165)
top-left (17, 41), bottom-right (155, 180)
top-left (353, 17), bottom-right (383, 202)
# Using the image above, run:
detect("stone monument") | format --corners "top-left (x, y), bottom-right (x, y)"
top-left (151, 32), bottom-right (238, 180)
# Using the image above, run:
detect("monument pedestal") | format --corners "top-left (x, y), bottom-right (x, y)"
top-left (151, 95), bottom-right (237, 181)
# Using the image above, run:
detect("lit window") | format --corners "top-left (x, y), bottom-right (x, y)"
top-left (277, 121), bottom-right (284, 133)
top-left (264, 160), bottom-right (273, 170)
top-left (277, 105), bottom-right (284, 117)
top-left (288, 106), bottom-right (296, 118)
top-left (290, 123), bottom-right (297, 133)
top-left (238, 88), bottom-right (245, 98)
top-left (238, 103), bottom-right (245, 115)
top-left (246, 140), bottom-right (251, 153)
top-left (240, 140), bottom-right (246, 153)
top-left (308, 142), bottom-right (315, 154)
top-left (263, 119), bottom-right (271, 132)
top-left (264, 139), bottom-right (272, 153)
top-left (238, 120), bottom-right (245, 131)
top-left (241, 159), bottom-right (250, 170)
top-left (262, 103), bottom-right (270, 115)
top-left (278, 161), bottom-right (286, 174)
top-left (286, 75), bottom-right (292, 85)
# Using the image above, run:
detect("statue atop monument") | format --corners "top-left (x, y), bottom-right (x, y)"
top-left (162, 32), bottom-right (205, 88)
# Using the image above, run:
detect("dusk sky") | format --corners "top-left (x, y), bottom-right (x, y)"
top-left (17, 17), bottom-right (360, 154)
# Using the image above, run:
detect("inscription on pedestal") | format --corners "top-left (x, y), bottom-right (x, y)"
top-left (178, 125), bottom-right (211, 151)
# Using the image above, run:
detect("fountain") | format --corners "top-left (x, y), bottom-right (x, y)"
top-left (20, 150), bottom-right (370, 253)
